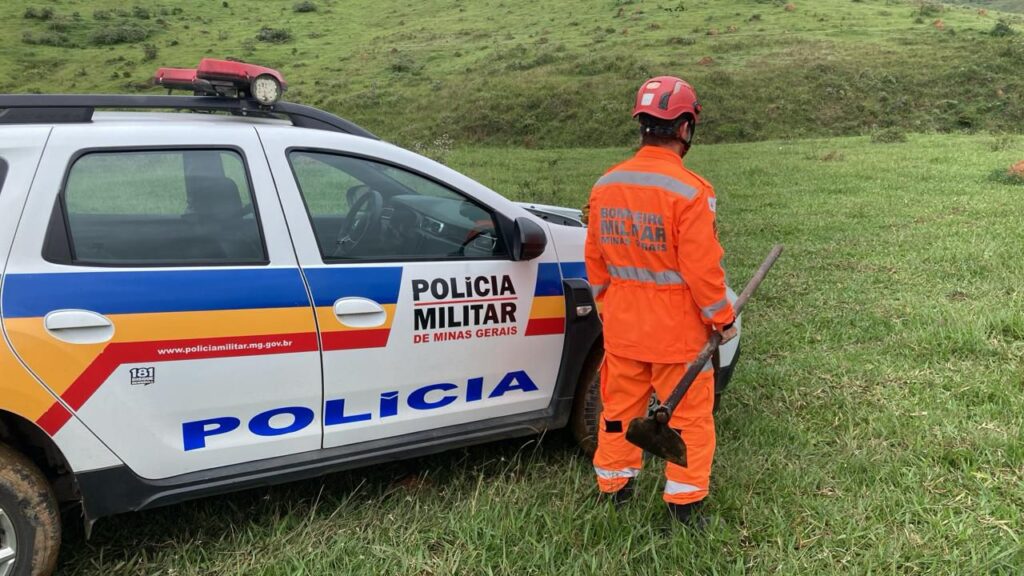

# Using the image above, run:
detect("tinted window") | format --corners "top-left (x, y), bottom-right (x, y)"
top-left (60, 149), bottom-right (266, 266)
top-left (289, 151), bottom-right (506, 262)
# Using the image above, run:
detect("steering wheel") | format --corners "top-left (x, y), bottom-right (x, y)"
top-left (333, 187), bottom-right (384, 258)
top-left (458, 224), bottom-right (497, 256)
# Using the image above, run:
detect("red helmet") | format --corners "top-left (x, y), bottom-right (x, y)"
top-left (632, 76), bottom-right (702, 124)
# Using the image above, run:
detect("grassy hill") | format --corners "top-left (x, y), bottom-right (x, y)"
top-left (2, 0), bottom-right (1024, 147)
top-left (951, 1), bottom-right (1024, 13)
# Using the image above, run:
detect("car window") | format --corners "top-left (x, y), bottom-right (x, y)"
top-left (56, 149), bottom-right (266, 266)
top-left (288, 151), bottom-right (506, 262)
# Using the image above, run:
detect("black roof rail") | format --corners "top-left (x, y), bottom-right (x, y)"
top-left (0, 94), bottom-right (378, 139)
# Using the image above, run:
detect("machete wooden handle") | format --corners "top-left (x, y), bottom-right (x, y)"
top-left (660, 244), bottom-right (784, 415)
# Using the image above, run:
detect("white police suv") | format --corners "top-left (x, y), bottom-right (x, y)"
top-left (0, 59), bottom-right (740, 574)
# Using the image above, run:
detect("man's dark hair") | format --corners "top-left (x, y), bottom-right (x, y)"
top-left (638, 113), bottom-right (695, 146)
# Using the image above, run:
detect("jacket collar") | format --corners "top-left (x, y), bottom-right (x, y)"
top-left (635, 145), bottom-right (684, 166)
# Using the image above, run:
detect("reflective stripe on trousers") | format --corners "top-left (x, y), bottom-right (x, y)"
top-left (664, 480), bottom-right (702, 496)
top-left (595, 170), bottom-right (698, 200)
top-left (594, 466), bottom-right (640, 480)
top-left (607, 265), bottom-right (683, 286)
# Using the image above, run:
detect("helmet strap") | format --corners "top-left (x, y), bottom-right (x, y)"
top-left (680, 117), bottom-right (696, 146)
top-left (679, 118), bottom-right (696, 157)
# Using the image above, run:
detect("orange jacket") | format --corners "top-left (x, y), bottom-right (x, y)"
top-left (585, 146), bottom-right (734, 363)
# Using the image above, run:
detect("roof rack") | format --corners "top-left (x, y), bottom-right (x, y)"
top-left (0, 94), bottom-right (378, 139)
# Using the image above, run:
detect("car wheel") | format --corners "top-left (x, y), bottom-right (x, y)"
top-left (0, 443), bottom-right (60, 576)
top-left (570, 347), bottom-right (603, 457)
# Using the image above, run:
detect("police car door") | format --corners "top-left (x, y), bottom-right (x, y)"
top-left (1, 124), bottom-right (322, 479)
top-left (259, 129), bottom-right (566, 449)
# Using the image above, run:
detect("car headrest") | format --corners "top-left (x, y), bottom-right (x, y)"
top-left (186, 176), bottom-right (243, 217)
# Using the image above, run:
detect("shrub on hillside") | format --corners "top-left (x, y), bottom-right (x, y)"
top-left (991, 20), bottom-right (1016, 37)
top-left (90, 25), bottom-right (150, 45)
top-left (22, 31), bottom-right (75, 47)
top-left (142, 43), bottom-right (159, 61)
top-left (871, 127), bottom-right (908, 143)
top-left (667, 36), bottom-right (696, 45)
top-left (388, 53), bottom-right (424, 75)
top-left (23, 6), bottom-right (55, 20)
top-left (916, 1), bottom-right (942, 17)
top-left (256, 27), bottom-right (292, 43)
top-left (294, 1), bottom-right (317, 13)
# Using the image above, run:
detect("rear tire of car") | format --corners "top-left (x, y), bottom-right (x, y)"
top-left (0, 443), bottom-right (60, 576)
top-left (569, 345), bottom-right (603, 457)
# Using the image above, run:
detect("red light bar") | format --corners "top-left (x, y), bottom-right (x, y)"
top-left (152, 58), bottom-right (287, 105)
top-left (153, 67), bottom-right (198, 91)
top-left (196, 59), bottom-right (287, 90)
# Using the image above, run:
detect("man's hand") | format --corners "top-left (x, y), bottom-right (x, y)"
top-left (717, 321), bottom-right (737, 344)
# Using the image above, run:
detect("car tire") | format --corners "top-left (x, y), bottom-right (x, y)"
top-left (0, 443), bottom-right (60, 576)
top-left (569, 346), bottom-right (603, 457)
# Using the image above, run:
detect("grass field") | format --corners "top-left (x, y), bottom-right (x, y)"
top-left (3, 0), bottom-right (1024, 146)
top-left (53, 133), bottom-right (1024, 575)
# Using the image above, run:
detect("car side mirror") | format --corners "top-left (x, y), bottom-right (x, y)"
top-left (511, 216), bottom-right (547, 261)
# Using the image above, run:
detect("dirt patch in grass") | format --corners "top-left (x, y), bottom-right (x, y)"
top-left (1007, 160), bottom-right (1024, 183)
top-left (947, 290), bottom-right (970, 302)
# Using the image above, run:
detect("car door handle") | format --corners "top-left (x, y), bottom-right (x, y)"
top-left (333, 298), bottom-right (387, 328)
top-left (44, 310), bottom-right (115, 344)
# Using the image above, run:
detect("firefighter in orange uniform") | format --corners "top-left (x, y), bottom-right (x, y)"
top-left (585, 76), bottom-right (737, 526)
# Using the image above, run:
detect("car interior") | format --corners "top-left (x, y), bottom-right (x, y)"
top-left (58, 151), bottom-right (266, 266)
top-left (291, 151), bottom-right (508, 261)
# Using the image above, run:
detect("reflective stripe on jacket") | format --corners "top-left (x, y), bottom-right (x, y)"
top-left (584, 145), bottom-right (734, 363)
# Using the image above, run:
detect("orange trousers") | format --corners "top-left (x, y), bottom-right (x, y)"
top-left (593, 351), bottom-right (716, 505)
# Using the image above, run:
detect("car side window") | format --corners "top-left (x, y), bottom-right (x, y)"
top-left (288, 151), bottom-right (506, 262)
top-left (50, 149), bottom-right (267, 266)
